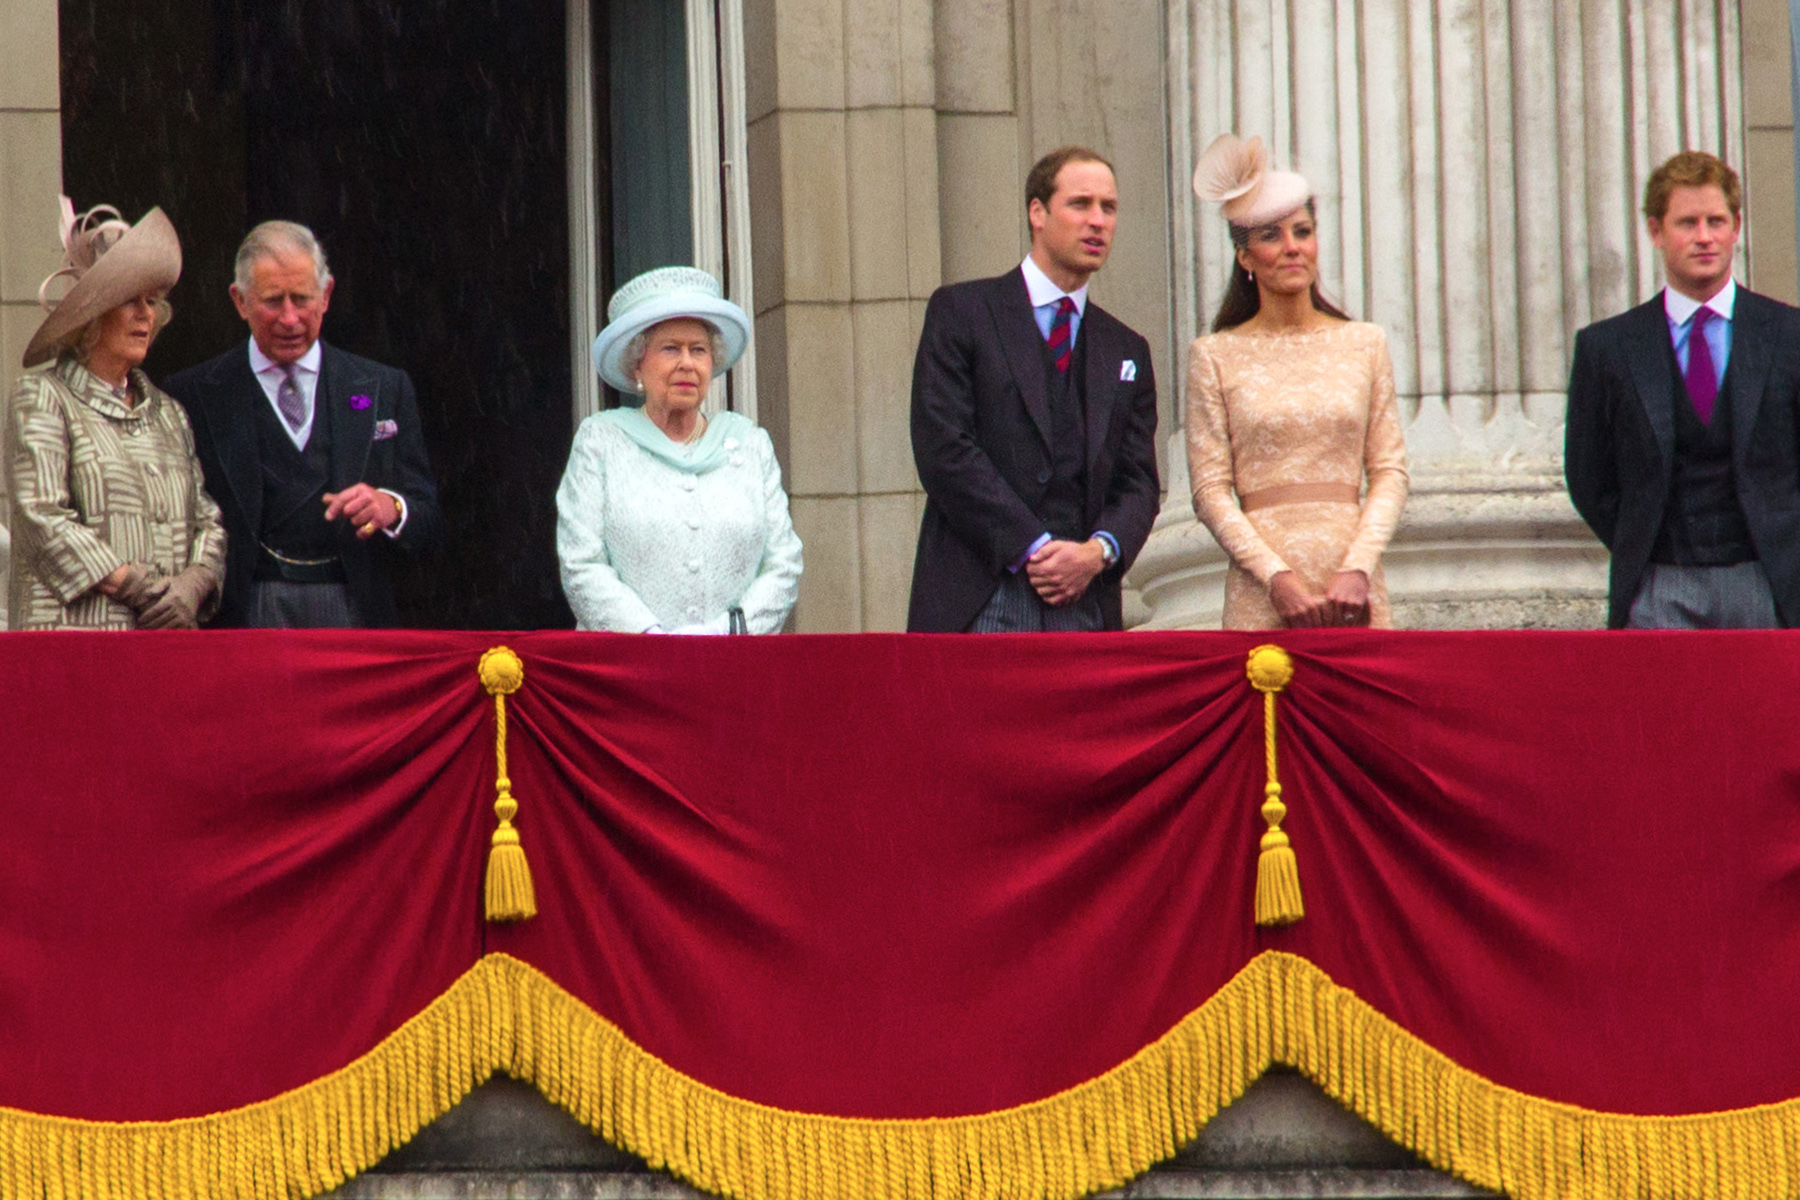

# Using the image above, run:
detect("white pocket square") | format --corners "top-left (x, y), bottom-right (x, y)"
top-left (1119, 360), bottom-right (1138, 382)
top-left (373, 419), bottom-right (399, 441)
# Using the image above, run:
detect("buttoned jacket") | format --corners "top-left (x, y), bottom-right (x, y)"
top-left (163, 340), bottom-right (442, 627)
top-left (1565, 287), bottom-right (1800, 627)
top-left (908, 268), bottom-right (1160, 632)
top-left (8, 358), bottom-right (226, 630)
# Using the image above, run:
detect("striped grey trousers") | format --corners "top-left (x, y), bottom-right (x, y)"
top-left (965, 571), bottom-right (1104, 633)
top-left (1625, 562), bottom-right (1779, 629)
top-left (245, 580), bottom-right (365, 629)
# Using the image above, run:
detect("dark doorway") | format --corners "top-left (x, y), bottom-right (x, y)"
top-left (59, 0), bottom-right (578, 628)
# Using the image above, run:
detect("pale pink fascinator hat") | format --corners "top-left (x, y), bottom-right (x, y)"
top-left (1192, 133), bottom-right (1311, 229)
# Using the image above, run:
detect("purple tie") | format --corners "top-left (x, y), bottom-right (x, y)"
top-left (1684, 307), bottom-right (1718, 424)
top-left (277, 364), bottom-right (308, 433)
top-left (1047, 297), bottom-right (1076, 374)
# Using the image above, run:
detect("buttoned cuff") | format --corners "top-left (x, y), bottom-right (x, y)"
top-left (378, 489), bottom-right (409, 538)
top-left (1009, 532), bottom-right (1053, 574)
top-left (1091, 531), bottom-right (1120, 568)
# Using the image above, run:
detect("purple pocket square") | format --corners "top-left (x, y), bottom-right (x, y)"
top-left (372, 419), bottom-right (399, 441)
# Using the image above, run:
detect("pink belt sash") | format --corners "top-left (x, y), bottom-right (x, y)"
top-left (1236, 482), bottom-right (1361, 512)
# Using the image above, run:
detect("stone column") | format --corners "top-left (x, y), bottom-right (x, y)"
top-left (742, 0), bottom-right (941, 633)
top-left (0, 0), bottom-right (63, 627)
top-left (1134, 0), bottom-right (1747, 630)
top-left (1744, 0), bottom-right (1798, 302)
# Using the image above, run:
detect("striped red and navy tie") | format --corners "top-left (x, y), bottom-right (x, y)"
top-left (1048, 296), bottom-right (1076, 373)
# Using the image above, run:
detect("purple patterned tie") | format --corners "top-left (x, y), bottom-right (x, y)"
top-left (1047, 296), bottom-right (1076, 374)
top-left (277, 364), bottom-right (308, 433)
top-left (1684, 307), bottom-right (1718, 424)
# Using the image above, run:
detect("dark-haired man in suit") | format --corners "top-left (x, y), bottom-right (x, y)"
top-left (908, 146), bottom-right (1160, 632)
top-left (164, 221), bottom-right (441, 627)
top-left (1566, 151), bottom-right (1800, 629)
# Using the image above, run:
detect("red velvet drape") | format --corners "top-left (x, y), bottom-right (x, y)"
top-left (2, 629), bottom-right (1796, 1124)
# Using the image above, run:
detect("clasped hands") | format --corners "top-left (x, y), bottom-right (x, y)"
top-left (1269, 569), bottom-right (1371, 628)
top-left (98, 562), bottom-right (218, 629)
top-left (323, 484), bottom-right (399, 539)
top-left (1025, 537), bottom-right (1108, 607)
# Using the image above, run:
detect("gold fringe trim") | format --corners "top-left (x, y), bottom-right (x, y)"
top-left (0, 960), bottom-right (509, 1200)
top-left (8, 952), bottom-right (1800, 1200)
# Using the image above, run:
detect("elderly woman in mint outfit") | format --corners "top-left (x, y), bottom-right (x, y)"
top-left (556, 267), bottom-right (802, 633)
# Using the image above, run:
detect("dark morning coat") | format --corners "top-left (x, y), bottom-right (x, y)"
top-left (162, 341), bottom-right (443, 627)
top-left (907, 268), bottom-right (1161, 632)
top-left (1564, 286), bottom-right (1800, 628)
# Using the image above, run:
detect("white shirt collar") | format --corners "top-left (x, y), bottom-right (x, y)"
top-left (1020, 255), bottom-right (1089, 315)
top-left (248, 338), bottom-right (323, 377)
top-left (1663, 277), bottom-right (1736, 327)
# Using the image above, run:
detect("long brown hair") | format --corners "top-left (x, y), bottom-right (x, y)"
top-left (1209, 200), bottom-right (1353, 332)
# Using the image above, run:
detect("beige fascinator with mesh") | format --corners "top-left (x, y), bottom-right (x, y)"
top-left (1192, 134), bottom-right (1311, 228)
top-left (22, 198), bottom-right (182, 368)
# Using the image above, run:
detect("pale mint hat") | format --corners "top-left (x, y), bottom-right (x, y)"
top-left (591, 266), bottom-right (751, 391)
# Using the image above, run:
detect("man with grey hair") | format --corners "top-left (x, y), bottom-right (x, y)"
top-left (163, 220), bottom-right (441, 627)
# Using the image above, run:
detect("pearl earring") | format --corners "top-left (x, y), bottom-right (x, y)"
top-left (1246, 269), bottom-right (1254, 282)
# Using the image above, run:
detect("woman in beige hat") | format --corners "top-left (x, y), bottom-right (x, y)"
top-left (1186, 135), bottom-right (1409, 629)
top-left (9, 200), bottom-right (226, 630)
top-left (556, 265), bottom-right (801, 633)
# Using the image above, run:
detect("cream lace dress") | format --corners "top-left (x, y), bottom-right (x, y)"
top-left (1185, 321), bottom-right (1409, 629)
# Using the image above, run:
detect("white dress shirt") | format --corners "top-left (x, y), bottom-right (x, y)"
top-left (1020, 254), bottom-right (1089, 349)
top-left (247, 339), bottom-right (321, 450)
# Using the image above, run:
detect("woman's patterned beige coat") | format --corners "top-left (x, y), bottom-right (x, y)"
top-left (9, 357), bottom-right (226, 629)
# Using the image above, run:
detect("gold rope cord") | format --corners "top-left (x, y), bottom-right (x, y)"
top-left (4, 952), bottom-right (1798, 1200)
top-left (1246, 645), bottom-right (1303, 925)
top-left (479, 646), bottom-right (536, 921)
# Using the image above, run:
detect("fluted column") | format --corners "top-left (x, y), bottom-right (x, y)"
top-left (1136, 0), bottom-right (1746, 629)
top-left (0, 0), bottom-right (63, 629)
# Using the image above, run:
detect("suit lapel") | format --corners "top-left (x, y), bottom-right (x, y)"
top-left (1626, 297), bottom-right (1678, 471)
top-left (319, 344), bottom-right (376, 488)
top-left (1726, 289), bottom-right (1771, 466)
top-left (990, 271), bottom-right (1054, 451)
top-left (207, 345), bottom-right (265, 536)
top-left (1081, 306), bottom-right (1117, 485)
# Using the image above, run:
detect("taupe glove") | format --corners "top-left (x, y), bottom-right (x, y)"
top-left (111, 563), bottom-right (170, 612)
top-left (137, 565), bottom-right (218, 630)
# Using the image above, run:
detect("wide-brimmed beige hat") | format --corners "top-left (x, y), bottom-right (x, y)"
top-left (22, 198), bottom-right (182, 368)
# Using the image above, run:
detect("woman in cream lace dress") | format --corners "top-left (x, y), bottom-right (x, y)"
top-left (1186, 135), bottom-right (1408, 629)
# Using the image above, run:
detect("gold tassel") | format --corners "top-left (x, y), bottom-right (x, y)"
top-left (479, 646), bottom-right (537, 922)
top-left (1246, 644), bottom-right (1303, 926)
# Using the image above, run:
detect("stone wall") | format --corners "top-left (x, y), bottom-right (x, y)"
top-left (0, 0), bottom-right (62, 625)
top-left (1746, 0), bottom-right (1798, 301)
top-left (328, 1071), bottom-right (1487, 1198)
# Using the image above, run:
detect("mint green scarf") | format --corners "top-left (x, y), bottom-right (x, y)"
top-left (598, 406), bottom-right (755, 474)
